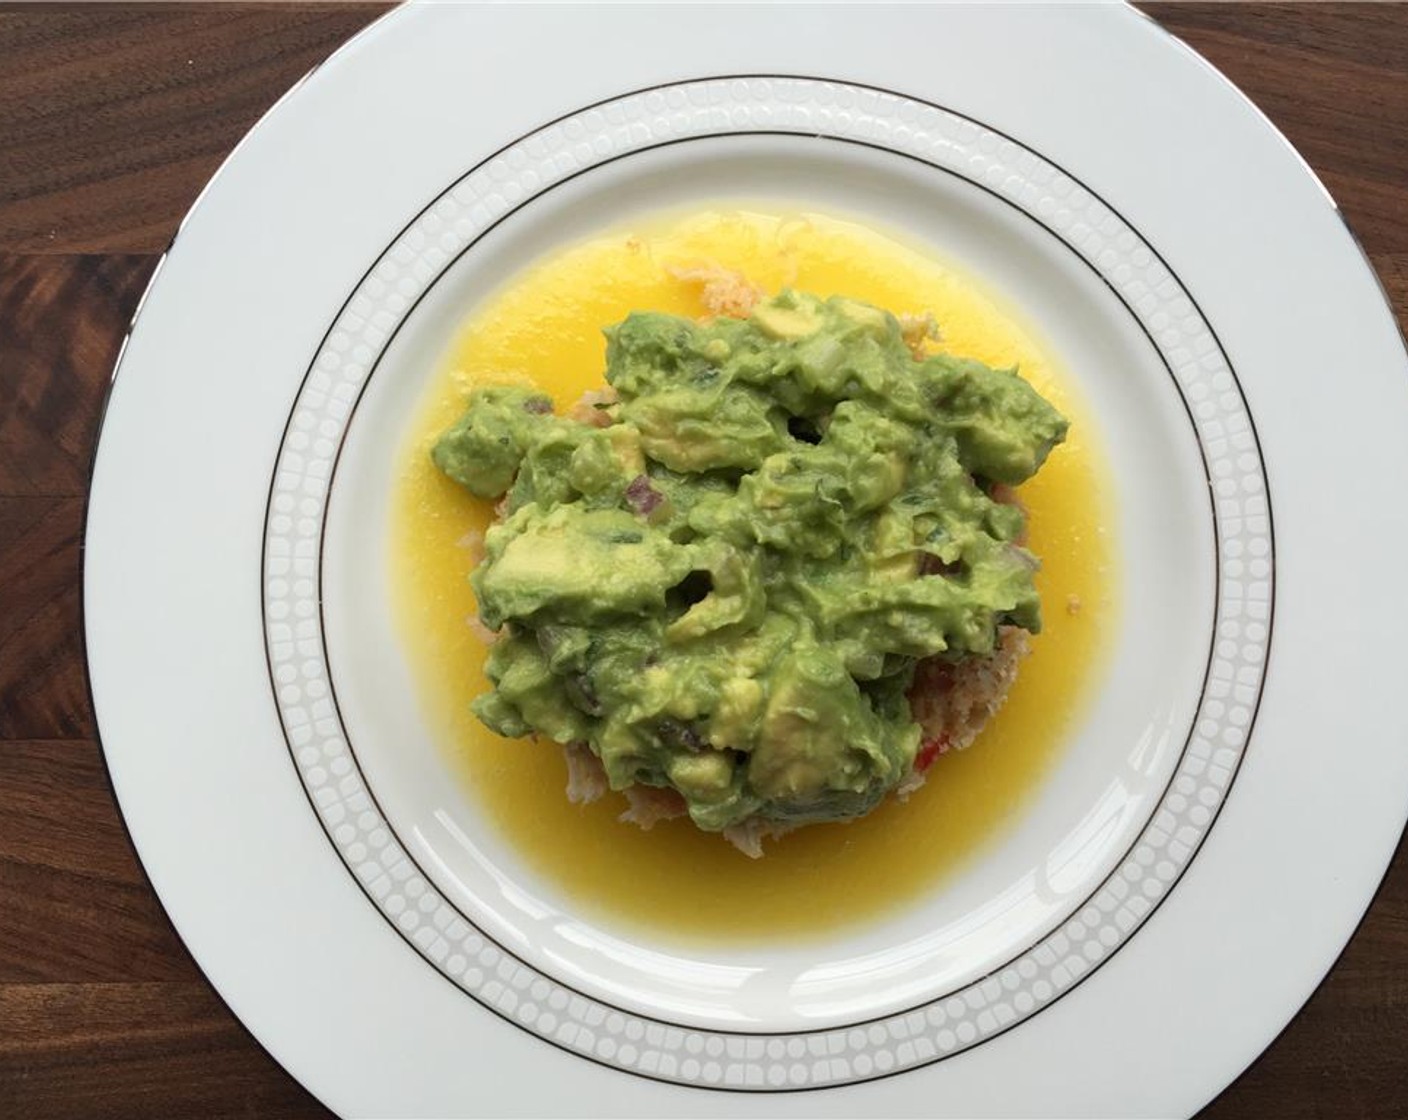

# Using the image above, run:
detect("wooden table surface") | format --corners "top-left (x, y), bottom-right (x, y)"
top-left (1, 4), bottom-right (1405, 1117)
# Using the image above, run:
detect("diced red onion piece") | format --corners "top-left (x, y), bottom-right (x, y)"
top-left (625, 474), bottom-right (662, 515)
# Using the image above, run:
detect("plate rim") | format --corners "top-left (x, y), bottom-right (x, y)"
top-left (278, 74), bottom-right (1263, 1071)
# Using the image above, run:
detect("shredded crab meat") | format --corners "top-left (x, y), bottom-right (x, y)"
top-left (894, 766), bottom-right (930, 802)
top-left (563, 742), bottom-right (608, 805)
top-left (667, 262), bottom-right (763, 319)
top-left (722, 818), bottom-right (799, 860)
top-left (456, 529), bottom-right (485, 564)
top-left (556, 744), bottom-right (792, 858)
top-left (898, 628), bottom-right (1029, 802)
top-left (466, 615), bottom-right (501, 645)
top-left (618, 783), bottom-right (689, 830)
top-left (911, 628), bottom-right (1029, 750)
top-left (567, 386), bottom-right (618, 428)
top-left (898, 311), bottom-right (941, 359)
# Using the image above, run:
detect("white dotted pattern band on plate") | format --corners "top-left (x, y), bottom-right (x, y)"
top-left (262, 76), bottom-right (1271, 1090)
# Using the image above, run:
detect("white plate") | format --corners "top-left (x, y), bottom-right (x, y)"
top-left (329, 129), bottom-right (1213, 1035)
top-left (85, 4), bottom-right (1408, 1117)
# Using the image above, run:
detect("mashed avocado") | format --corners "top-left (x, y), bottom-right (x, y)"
top-left (433, 291), bottom-right (1067, 832)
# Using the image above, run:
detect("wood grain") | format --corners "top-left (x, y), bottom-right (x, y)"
top-left (0, 4), bottom-right (394, 253)
top-left (0, 257), bottom-right (153, 743)
top-left (0, 4), bottom-right (1404, 1118)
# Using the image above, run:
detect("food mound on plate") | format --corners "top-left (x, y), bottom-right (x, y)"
top-left (431, 287), bottom-right (1068, 856)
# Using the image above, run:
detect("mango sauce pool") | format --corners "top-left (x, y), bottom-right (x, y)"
top-left (390, 208), bottom-right (1116, 943)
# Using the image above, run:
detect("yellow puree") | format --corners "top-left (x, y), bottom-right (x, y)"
top-left (390, 209), bottom-right (1116, 943)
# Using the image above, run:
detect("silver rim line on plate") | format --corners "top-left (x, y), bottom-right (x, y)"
top-left (257, 76), bottom-right (1273, 1092)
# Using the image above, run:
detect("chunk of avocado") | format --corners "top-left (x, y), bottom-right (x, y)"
top-left (753, 301), bottom-right (822, 340)
top-left (748, 647), bottom-right (862, 802)
top-left (431, 385), bottom-right (554, 498)
top-left (475, 507), bottom-right (692, 628)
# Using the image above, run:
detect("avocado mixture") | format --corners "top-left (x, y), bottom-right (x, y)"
top-left (433, 291), bottom-right (1067, 832)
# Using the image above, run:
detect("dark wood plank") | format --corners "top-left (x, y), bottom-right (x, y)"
top-left (1372, 253), bottom-right (1408, 341)
top-left (0, 983), bottom-right (332, 1120)
top-left (0, 254), bottom-right (156, 739)
top-left (0, 254), bottom-right (157, 496)
top-left (1147, 1), bottom-right (1408, 69)
top-left (0, 497), bottom-right (92, 741)
top-left (0, 5), bottom-right (1404, 1120)
top-left (0, 3), bottom-right (392, 253)
top-left (0, 741), bottom-right (193, 984)
top-left (1198, 838), bottom-right (1408, 1119)
top-left (1146, 2), bottom-right (1408, 255)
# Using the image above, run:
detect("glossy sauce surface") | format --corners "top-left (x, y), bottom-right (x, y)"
top-left (390, 209), bottom-right (1116, 942)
